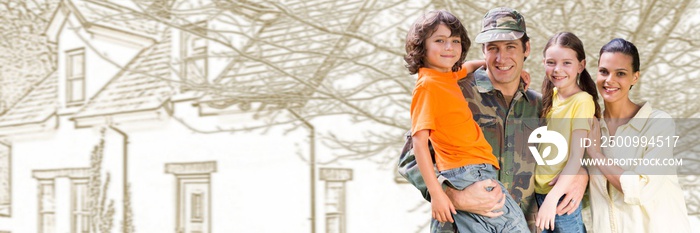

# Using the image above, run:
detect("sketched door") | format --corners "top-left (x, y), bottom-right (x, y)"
top-left (178, 177), bottom-right (210, 233)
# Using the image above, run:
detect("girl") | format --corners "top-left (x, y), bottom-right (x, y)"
top-left (534, 32), bottom-right (600, 232)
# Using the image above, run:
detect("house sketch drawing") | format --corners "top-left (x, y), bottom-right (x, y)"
top-left (0, 0), bottom-right (432, 232)
top-left (0, 0), bottom-right (698, 233)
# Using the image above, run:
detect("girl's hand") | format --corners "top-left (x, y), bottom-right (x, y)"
top-left (535, 198), bottom-right (557, 231)
top-left (431, 190), bottom-right (457, 223)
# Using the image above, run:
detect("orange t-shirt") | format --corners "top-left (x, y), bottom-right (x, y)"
top-left (410, 68), bottom-right (498, 171)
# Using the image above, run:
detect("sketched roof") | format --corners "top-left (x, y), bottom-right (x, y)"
top-left (73, 28), bottom-right (175, 119)
top-left (208, 0), bottom-right (369, 106)
top-left (1, 0), bottom-right (372, 128)
top-left (0, 72), bottom-right (57, 127)
top-left (67, 0), bottom-right (160, 38)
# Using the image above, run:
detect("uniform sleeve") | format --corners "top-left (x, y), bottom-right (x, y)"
top-left (571, 94), bottom-right (595, 131)
top-left (410, 84), bottom-right (437, 136)
top-left (619, 116), bottom-right (678, 205)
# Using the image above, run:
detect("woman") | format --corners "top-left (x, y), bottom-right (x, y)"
top-left (586, 38), bottom-right (690, 232)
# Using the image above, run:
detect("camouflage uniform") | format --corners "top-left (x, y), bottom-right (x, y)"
top-left (399, 68), bottom-right (542, 232)
top-left (459, 68), bottom-right (542, 224)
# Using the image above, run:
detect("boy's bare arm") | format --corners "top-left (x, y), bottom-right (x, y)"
top-left (521, 70), bottom-right (531, 89)
top-left (461, 60), bottom-right (485, 74)
top-left (413, 130), bottom-right (455, 223)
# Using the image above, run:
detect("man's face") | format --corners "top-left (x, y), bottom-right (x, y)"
top-left (482, 40), bottom-right (530, 86)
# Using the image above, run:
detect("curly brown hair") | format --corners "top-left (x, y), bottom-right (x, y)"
top-left (404, 10), bottom-right (471, 75)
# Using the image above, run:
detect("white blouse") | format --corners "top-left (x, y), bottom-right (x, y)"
top-left (588, 102), bottom-right (690, 233)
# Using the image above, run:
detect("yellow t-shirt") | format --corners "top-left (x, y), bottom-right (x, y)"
top-left (535, 88), bottom-right (594, 194)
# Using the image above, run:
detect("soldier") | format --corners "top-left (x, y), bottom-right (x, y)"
top-left (399, 7), bottom-right (589, 232)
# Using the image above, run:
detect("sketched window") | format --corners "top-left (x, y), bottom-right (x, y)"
top-left (38, 180), bottom-right (55, 233)
top-left (66, 48), bottom-right (85, 106)
top-left (181, 21), bottom-right (208, 88)
top-left (191, 192), bottom-right (203, 222)
top-left (325, 182), bottom-right (346, 233)
top-left (71, 179), bottom-right (90, 233)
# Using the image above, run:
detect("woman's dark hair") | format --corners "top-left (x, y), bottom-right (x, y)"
top-left (598, 38), bottom-right (641, 90)
top-left (540, 32), bottom-right (601, 119)
top-left (404, 10), bottom-right (470, 75)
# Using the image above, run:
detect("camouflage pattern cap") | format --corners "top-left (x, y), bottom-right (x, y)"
top-left (475, 7), bottom-right (526, 43)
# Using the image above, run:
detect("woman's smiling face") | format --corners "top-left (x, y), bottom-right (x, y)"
top-left (596, 52), bottom-right (639, 103)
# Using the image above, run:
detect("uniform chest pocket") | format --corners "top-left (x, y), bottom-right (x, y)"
top-left (518, 118), bottom-right (541, 163)
top-left (474, 114), bottom-right (497, 128)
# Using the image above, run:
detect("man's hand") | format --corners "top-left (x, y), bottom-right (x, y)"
top-left (549, 168), bottom-right (589, 215)
top-left (444, 179), bottom-right (505, 218)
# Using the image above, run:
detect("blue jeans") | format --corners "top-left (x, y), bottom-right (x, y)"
top-left (535, 193), bottom-right (586, 233)
top-left (435, 163), bottom-right (529, 233)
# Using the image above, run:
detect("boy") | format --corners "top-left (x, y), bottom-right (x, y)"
top-left (405, 10), bottom-right (528, 232)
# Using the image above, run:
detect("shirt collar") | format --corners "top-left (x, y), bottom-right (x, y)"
top-left (629, 102), bottom-right (652, 131)
top-left (419, 67), bottom-right (458, 80)
top-left (473, 68), bottom-right (530, 101)
top-left (600, 102), bottom-right (652, 132)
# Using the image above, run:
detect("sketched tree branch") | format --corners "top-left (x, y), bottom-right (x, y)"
top-left (78, 0), bottom-right (420, 164)
top-left (68, 0), bottom-right (700, 171)
top-left (444, 0), bottom-right (700, 216)
top-left (1, 1), bottom-right (697, 231)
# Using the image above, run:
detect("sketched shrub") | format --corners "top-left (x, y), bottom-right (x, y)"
top-left (88, 128), bottom-right (115, 233)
